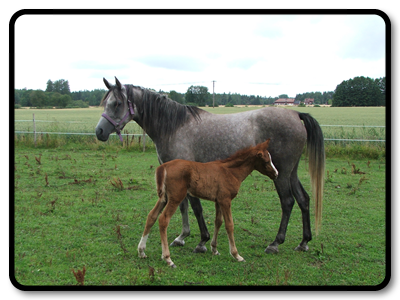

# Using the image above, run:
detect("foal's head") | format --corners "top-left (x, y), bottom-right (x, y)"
top-left (254, 139), bottom-right (278, 180)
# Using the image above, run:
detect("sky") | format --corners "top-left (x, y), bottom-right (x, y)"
top-left (13, 13), bottom-right (387, 98)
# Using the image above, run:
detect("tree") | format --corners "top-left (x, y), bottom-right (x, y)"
top-left (375, 77), bottom-right (386, 106)
top-left (169, 90), bottom-right (185, 104)
top-left (332, 76), bottom-right (382, 107)
top-left (185, 85), bottom-right (210, 106)
top-left (51, 79), bottom-right (71, 95)
top-left (30, 90), bottom-right (47, 107)
top-left (46, 80), bottom-right (54, 92)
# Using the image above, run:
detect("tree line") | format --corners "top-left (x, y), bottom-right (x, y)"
top-left (14, 79), bottom-right (107, 108)
top-left (332, 76), bottom-right (385, 107)
top-left (14, 76), bottom-right (385, 108)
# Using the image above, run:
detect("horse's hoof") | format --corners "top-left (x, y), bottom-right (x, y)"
top-left (294, 244), bottom-right (309, 252)
top-left (265, 245), bottom-right (279, 254)
top-left (170, 239), bottom-right (185, 247)
top-left (193, 245), bottom-right (207, 253)
top-left (237, 256), bottom-right (245, 262)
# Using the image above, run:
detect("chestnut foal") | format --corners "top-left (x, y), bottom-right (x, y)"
top-left (138, 139), bottom-right (278, 267)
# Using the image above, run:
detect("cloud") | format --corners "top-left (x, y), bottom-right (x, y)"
top-left (227, 57), bottom-right (261, 70)
top-left (338, 15), bottom-right (386, 61)
top-left (134, 55), bottom-right (206, 72)
top-left (71, 61), bottom-right (129, 70)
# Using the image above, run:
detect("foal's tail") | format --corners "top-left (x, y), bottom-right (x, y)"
top-left (155, 165), bottom-right (167, 202)
top-left (298, 113), bottom-right (325, 235)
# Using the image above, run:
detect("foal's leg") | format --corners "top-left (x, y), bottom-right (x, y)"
top-left (219, 199), bottom-right (244, 262)
top-left (138, 198), bottom-right (167, 258)
top-left (210, 202), bottom-right (224, 256)
top-left (158, 196), bottom-right (184, 268)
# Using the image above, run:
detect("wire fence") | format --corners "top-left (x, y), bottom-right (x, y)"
top-left (14, 120), bottom-right (386, 143)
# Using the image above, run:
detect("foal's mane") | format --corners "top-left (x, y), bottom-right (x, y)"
top-left (218, 145), bottom-right (257, 164)
top-left (100, 84), bottom-right (203, 139)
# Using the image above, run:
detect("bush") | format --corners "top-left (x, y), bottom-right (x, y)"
top-left (66, 100), bottom-right (89, 108)
top-left (225, 103), bottom-right (234, 107)
top-left (15, 104), bottom-right (22, 109)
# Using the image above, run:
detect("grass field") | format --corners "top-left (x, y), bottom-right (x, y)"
top-left (13, 105), bottom-right (387, 287)
top-left (13, 146), bottom-right (386, 287)
top-left (14, 106), bottom-right (386, 159)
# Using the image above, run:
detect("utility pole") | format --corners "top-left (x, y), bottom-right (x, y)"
top-left (212, 80), bottom-right (216, 108)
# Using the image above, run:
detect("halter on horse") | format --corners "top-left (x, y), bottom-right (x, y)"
top-left (100, 77), bottom-right (135, 142)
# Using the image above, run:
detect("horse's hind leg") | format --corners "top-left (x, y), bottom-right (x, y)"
top-left (138, 198), bottom-right (167, 258)
top-left (291, 171), bottom-right (312, 252)
top-left (265, 177), bottom-right (295, 254)
top-left (159, 196), bottom-right (185, 268)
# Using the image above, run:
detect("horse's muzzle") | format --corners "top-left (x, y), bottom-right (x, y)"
top-left (95, 126), bottom-right (109, 142)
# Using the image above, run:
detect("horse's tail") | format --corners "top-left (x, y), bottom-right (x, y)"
top-left (155, 165), bottom-right (167, 202)
top-left (298, 113), bottom-right (325, 235)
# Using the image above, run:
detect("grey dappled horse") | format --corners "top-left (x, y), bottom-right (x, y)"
top-left (95, 77), bottom-right (325, 254)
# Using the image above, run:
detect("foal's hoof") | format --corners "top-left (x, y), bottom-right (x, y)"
top-left (294, 244), bottom-right (309, 252)
top-left (265, 245), bottom-right (279, 254)
top-left (193, 245), bottom-right (207, 253)
top-left (170, 239), bottom-right (185, 247)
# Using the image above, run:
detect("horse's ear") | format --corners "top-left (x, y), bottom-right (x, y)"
top-left (103, 78), bottom-right (111, 90)
top-left (115, 77), bottom-right (122, 90)
top-left (264, 138), bottom-right (271, 148)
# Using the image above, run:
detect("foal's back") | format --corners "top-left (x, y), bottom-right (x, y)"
top-left (158, 159), bottom-right (239, 202)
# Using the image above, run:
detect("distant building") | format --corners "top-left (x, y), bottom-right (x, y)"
top-left (304, 98), bottom-right (314, 105)
top-left (274, 98), bottom-right (315, 106)
top-left (274, 98), bottom-right (295, 106)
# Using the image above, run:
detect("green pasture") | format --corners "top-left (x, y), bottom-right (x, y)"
top-left (13, 146), bottom-right (386, 287)
top-left (13, 105), bottom-right (387, 287)
top-left (14, 106), bottom-right (386, 159)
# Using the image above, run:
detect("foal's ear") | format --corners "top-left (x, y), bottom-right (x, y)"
top-left (103, 78), bottom-right (112, 90)
top-left (115, 77), bottom-right (122, 90)
top-left (263, 138), bottom-right (271, 149)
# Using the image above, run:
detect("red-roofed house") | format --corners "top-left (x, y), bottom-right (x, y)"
top-left (274, 98), bottom-right (295, 106)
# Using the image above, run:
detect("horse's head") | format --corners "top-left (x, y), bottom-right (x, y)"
top-left (95, 77), bottom-right (135, 142)
top-left (255, 139), bottom-right (278, 180)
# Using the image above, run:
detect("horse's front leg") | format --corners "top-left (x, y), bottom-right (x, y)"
top-left (188, 195), bottom-right (210, 253)
top-left (170, 197), bottom-right (190, 247)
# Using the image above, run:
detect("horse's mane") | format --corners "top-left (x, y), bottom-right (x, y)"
top-left (99, 84), bottom-right (203, 138)
top-left (126, 85), bottom-right (203, 138)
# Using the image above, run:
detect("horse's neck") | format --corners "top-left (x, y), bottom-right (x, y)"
top-left (223, 159), bottom-right (256, 182)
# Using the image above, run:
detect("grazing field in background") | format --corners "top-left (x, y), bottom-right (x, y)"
top-left (13, 105), bottom-right (387, 287)
top-left (14, 106), bottom-right (386, 159)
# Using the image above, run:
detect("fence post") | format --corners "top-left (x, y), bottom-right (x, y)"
top-left (33, 113), bottom-right (36, 147)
